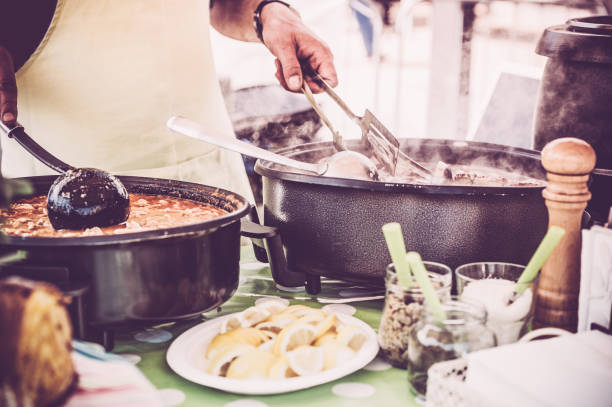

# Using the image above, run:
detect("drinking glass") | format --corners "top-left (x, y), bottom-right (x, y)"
top-left (455, 262), bottom-right (537, 345)
top-left (455, 262), bottom-right (526, 295)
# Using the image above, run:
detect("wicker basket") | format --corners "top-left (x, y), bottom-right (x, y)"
top-left (424, 328), bottom-right (571, 407)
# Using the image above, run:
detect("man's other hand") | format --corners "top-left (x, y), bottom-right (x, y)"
top-left (260, 3), bottom-right (338, 93)
top-left (0, 46), bottom-right (17, 127)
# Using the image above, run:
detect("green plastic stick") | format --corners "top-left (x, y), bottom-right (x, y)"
top-left (382, 223), bottom-right (412, 288)
top-left (513, 225), bottom-right (566, 295)
top-left (0, 250), bottom-right (26, 265)
top-left (406, 251), bottom-right (447, 321)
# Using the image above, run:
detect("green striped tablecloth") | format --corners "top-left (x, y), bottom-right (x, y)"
top-left (112, 246), bottom-right (419, 407)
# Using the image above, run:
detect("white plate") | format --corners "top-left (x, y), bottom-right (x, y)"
top-left (166, 311), bottom-right (379, 395)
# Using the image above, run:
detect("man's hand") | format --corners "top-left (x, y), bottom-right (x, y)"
top-left (261, 3), bottom-right (337, 93)
top-left (0, 46), bottom-right (17, 127)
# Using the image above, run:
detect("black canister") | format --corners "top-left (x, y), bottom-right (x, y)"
top-left (533, 16), bottom-right (612, 222)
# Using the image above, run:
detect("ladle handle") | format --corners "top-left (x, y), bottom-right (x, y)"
top-left (166, 116), bottom-right (325, 175)
top-left (0, 121), bottom-right (73, 173)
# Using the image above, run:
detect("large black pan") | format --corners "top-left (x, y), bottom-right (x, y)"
top-left (0, 175), bottom-right (292, 348)
top-left (255, 138), bottom-right (550, 294)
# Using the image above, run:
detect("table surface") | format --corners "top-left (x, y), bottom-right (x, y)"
top-left (112, 246), bottom-right (419, 407)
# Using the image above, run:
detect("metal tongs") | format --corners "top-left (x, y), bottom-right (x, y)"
top-left (301, 80), bottom-right (345, 153)
top-left (308, 72), bottom-right (432, 179)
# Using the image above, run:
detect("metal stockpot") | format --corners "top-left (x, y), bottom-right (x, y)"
top-left (534, 16), bottom-right (612, 222)
top-left (255, 139), bottom-right (549, 294)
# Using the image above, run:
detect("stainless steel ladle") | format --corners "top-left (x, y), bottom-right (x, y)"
top-left (166, 116), bottom-right (379, 181)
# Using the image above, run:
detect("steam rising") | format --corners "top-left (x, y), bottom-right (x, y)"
top-left (265, 138), bottom-right (546, 187)
top-left (228, 85), bottom-right (323, 151)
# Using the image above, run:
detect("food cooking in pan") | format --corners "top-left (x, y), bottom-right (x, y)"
top-left (0, 193), bottom-right (228, 237)
top-left (375, 160), bottom-right (545, 186)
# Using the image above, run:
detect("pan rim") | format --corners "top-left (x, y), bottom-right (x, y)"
top-left (1, 175), bottom-right (251, 246)
top-left (255, 138), bottom-right (548, 196)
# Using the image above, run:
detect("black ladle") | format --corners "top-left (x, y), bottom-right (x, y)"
top-left (0, 122), bottom-right (130, 230)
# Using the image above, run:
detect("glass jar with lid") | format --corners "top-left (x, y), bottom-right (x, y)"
top-left (378, 261), bottom-right (452, 368)
top-left (407, 297), bottom-right (497, 402)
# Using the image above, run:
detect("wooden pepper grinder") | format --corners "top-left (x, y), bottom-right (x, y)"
top-left (534, 137), bottom-right (596, 332)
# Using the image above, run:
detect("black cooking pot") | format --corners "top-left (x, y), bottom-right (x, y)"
top-left (255, 139), bottom-right (549, 294)
top-left (534, 16), bottom-right (612, 222)
top-left (0, 175), bottom-right (291, 348)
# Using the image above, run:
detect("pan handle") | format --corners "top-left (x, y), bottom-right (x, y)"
top-left (240, 209), bottom-right (305, 288)
top-left (0, 262), bottom-right (90, 339)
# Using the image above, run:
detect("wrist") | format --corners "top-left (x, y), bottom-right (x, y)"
top-left (260, 2), bottom-right (300, 24)
top-left (254, 1), bottom-right (300, 43)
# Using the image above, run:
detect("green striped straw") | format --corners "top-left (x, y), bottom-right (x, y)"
top-left (406, 251), bottom-right (447, 321)
top-left (382, 223), bottom-right (412, 288)
top-left (513, 225), bottom-right (566, 295)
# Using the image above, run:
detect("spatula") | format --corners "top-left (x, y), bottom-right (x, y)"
top-left (309, 73), bottom-right (432, 179)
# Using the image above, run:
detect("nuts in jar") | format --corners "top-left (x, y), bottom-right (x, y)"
top-left (377, 261), bottom-right (452, 368)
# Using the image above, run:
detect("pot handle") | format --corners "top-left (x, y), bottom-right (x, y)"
top-left (0, 262), bottom-right (91, 339)
top-left (243, 207), bottom-right (270, 264)
top-left (240, 208), bottom-right (305, 288)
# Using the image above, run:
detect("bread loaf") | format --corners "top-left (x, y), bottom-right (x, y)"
top-left (0, 277), bottom-right (76, 407)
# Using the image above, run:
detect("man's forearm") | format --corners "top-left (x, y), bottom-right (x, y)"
top-left (209, 0), bottom-right (262, 42)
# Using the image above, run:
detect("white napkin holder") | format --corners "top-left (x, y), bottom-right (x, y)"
top-left (426, 329), bottom-right (612, 407)
top-left (579, 225), bottom-right (612, 333)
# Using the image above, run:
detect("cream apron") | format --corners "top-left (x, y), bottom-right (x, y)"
top-left (1, 0), bottom-right (254, 204)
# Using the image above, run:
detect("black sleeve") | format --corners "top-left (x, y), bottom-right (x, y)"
top-left (0, 0), bottom-right (57, 71)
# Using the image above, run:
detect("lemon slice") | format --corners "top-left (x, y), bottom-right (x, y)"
top-left (283, 305), bottom-right (327, 320)
top-left (255, 299), bottom-right (288, 315)
top-left (206, 328), bottom-right (269, 359)
top-left (241, 306), bottom-right (271, 327)
top-left (255, 318), bottom-right (294, 334)
top-left (321, 340), bottom-right (356, 370)
top-left (268, 356), bottom-right (295, 379)
top-left (336, 325), bottom-right (368, 352)
top-left (273, 320), bottom-right (316, 355)
top-left (207, 343), bottom-right (255, 376)
top-left (293, 308), bottom-right (327, 319)
top-left (219, 313), bottom-right (248, 334)
top-left (286, 345), bottom-right (323, 376)
top-left (280, 305), bottom-right (313, 316)
top-left (267, 312), bottom-right (297, 324)
top-left (275, 305), bottom-right (325, 320)
top-left (314, 313), bottom-right (337, 338)
top-left (314, 332), bottom-right (337, 347)
top-left (294, 312), bottom-right (327, 326)
top-left (258, 339), bottom-right (275, 352)
top-left (225, 349), bottom-right (277, 379)
top-left (260, 330), bottom-right (277, 341)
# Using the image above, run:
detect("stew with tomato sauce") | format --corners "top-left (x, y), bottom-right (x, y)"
top-left (1, 194), bottom-right (228, 237)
